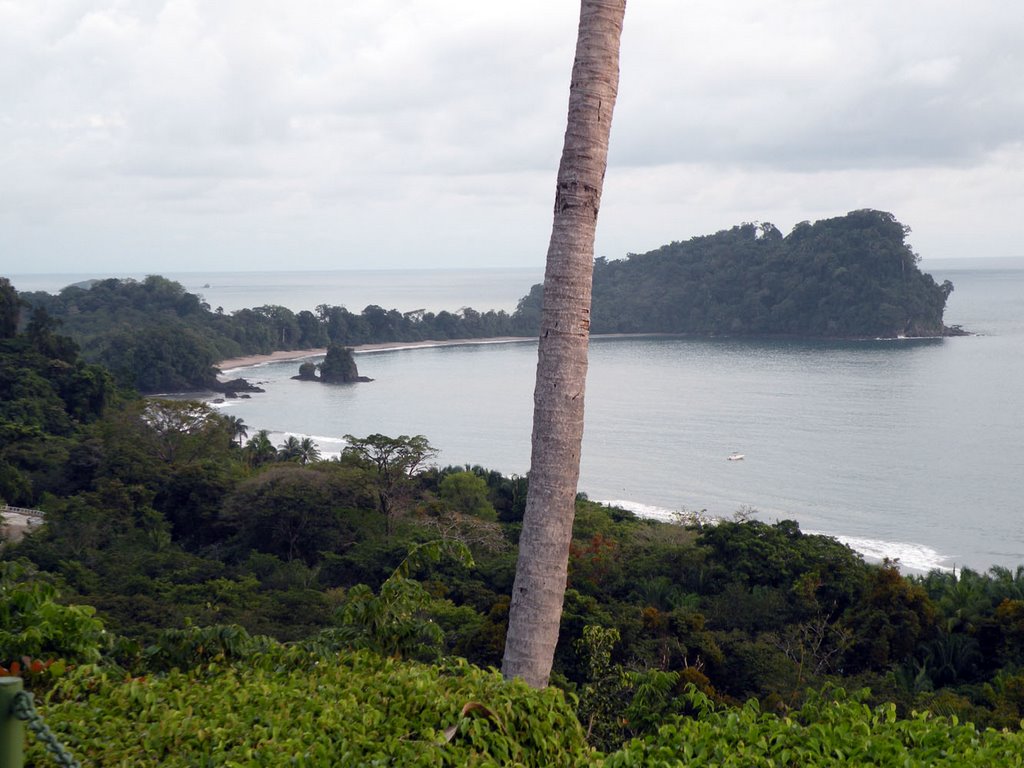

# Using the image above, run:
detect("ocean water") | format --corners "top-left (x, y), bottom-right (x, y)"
top-left (11, 259), bottom-right (1024, 572)
top-left (205, 258), bottom-right (1024, 574)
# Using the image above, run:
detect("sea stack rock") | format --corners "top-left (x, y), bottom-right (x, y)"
top-left (293, 345), bottom-right (373, 383)
top-left (211, 377), bottom-right (265, 395)
top-left (294, 361), bottom-right (319, 381)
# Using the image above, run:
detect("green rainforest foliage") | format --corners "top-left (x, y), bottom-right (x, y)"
top-left (0, 256), bottom-right (1011, 765)
top-left (28, 650), bottom-right (595, 767)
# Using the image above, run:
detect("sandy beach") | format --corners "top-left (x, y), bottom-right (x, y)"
top-left (216, 337), bottom-right (535, 372)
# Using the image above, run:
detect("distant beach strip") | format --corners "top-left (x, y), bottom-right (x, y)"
top-left (216, 336), bottom-right (535, 373)
top-left (216, 334), bottom-right (680, 373)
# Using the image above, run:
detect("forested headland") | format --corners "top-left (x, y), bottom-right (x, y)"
top-left (517, 209), bottom-right (956, 339)
top-left (11, 209), bottom-right (956, 394)
top-left (4, 275), bottom-right (1024, 765)
top-left (15, 274), bottom-right (524, 394)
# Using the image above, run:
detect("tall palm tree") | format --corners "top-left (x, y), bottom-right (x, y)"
top-left (278, 435), bottom-right (321, 465)
top-left (502, 0), bottom-right (626, 689)
top-left (296, 437), bottom-right (322, 465)
top-left (223, 414), bottom-right (249, 447)
top-left (244, 429), bottom-right (277, 466)
top-left (278, 435), bottom-right (303, 462)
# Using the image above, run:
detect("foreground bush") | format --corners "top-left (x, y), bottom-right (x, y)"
top-left (27, 653), bottom-right (1024, 766)
top-left (604, 687), bottom-right (1024, 767)
top-left (0, 560), bottom-right (108, 667)
top-left (29, 648), bottom-right (592, 767)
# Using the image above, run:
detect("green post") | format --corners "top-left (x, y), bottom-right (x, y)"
top-left (0, 677), bottom-right (25, 768)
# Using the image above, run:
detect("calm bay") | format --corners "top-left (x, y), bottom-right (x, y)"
top-left (206, 259), bottom-right (1024, 573)
top-left (12, 259), bottom-right (1024, 572)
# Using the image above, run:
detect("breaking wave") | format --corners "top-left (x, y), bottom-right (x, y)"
top-left (598, 500), bottom-right (954, 574)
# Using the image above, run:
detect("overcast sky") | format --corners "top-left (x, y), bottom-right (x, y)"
top-left (2, 0), bottom-right (1022, 275)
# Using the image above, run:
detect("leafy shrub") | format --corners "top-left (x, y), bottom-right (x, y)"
top-left (143, 623), bottom-right (279, 672)
top-left (30, 649), bottom-right (593, 766)
top-left (604, 686), bottom-right (1024, 767)
top-left (0, 560), bottom-right (108, 666)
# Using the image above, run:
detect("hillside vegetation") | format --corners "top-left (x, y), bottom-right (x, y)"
top-left (4, 277), bottom-right (1024, 764)
top-left (26, 650), bottom-right (1024, 766)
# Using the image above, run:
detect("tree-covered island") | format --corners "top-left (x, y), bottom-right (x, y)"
top-left (517, 209), bottom-right (958, 339)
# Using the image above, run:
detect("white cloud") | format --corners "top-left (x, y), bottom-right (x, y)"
top-left (1, 0), bottom-right (1022, 273)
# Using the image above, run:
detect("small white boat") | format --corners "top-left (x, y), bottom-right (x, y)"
top-left (727, 452), bottom-right (745, 461)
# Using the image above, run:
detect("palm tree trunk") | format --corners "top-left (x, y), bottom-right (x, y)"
top-left (502, 0), bottom-right (626, 689)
